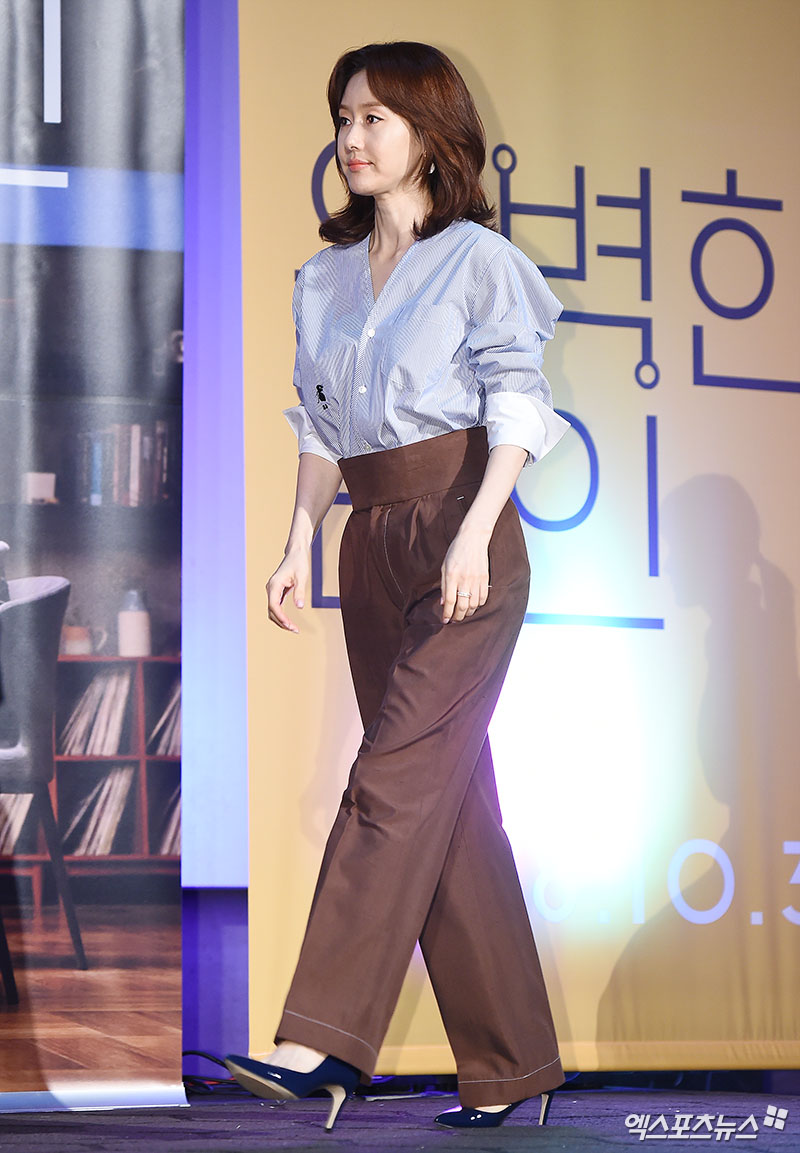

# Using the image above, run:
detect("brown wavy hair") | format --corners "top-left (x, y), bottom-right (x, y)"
top-left (320, 42), bottom-right (496, 245)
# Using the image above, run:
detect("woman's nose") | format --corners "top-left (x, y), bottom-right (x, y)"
top-left (343, 123), bottom-right (363, 151)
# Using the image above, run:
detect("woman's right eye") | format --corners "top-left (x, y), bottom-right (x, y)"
top-left (338, 115), bottom-right (351, 127)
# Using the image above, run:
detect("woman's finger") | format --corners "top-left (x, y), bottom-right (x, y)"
top-left (267, 587), bottom-right (298, 632)
top-left (441, 560), bottom-right (463, 623)
top-left (266, 568), bottom-right (305, 633)
top-left (463, 590), bottom-right (479, 618)
top-left (452, 583), bottom-right (474, 622)
top-left (441, 581), bottom-right (458, 623)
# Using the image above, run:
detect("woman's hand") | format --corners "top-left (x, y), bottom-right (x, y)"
top-left (267, 452), bottom-right (343, 633)
top-left (439, 444), bottom-right (528, 624)
top-left (266, 544), bottom-right (309, 633)
top-left (440, 522), bottom-right (490, 624)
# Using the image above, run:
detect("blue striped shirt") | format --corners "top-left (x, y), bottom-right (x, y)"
top-left (284, 218), bottom-right (569, 466)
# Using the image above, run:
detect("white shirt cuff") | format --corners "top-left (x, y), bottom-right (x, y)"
top-left (282, 404), bottom-right (340, 464)
top-left (484, 392), bottom-right (570, 464)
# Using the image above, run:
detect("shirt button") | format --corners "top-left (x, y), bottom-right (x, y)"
top-left (367, 328), bottom-right (375, 338)
top-left (358, 385), bottom-right (367, 393)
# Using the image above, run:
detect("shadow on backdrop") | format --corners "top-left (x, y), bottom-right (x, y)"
top-left (597, 474), bottom-right (800, 1059)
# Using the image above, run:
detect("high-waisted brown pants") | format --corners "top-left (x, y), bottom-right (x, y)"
top-left (276, 427), bottom-right (563, 1107)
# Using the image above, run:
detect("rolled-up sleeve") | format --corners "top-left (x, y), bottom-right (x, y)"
top-left (484, 390), bottom-right (571, 463)
top-left (282, 402), bottom-right (340, 464)
top-left (283, 266), bottom-right (339, 464)
top-left (468, 246), bottom-right (570, 463)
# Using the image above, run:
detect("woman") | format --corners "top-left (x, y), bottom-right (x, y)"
top-left (226, 40), bottom-right (568, 1131)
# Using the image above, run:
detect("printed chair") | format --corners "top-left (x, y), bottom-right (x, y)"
top-left (0, 575), bottom-right (88, 974)
top-left (0, 897), bottom-right (18, 1003)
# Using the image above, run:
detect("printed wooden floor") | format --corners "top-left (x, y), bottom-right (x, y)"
top-left (0, 904), bottom-right (181, 1090)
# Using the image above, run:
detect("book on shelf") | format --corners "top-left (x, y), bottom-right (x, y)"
top-left (0, 794), bottom-right (33, 854)
top-left (159, 785), bottom-right (181, 855)
top-left (75, 418), bottom-right (177, 507)
top-left (147, 678), bottom-right (181, 756)
top-left (61, 765), bottom-right (135, 856)
top-left (59, 669), bottom-right (132, 757)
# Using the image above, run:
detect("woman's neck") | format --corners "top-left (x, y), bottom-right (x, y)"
top-left (370, 187), bottom-right (432, 256)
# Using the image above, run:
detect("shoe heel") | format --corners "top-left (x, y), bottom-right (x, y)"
top-left (323, 1082), bottom-right (349, 1131)
top-left (539, 1091), bottom-right (553, 1126)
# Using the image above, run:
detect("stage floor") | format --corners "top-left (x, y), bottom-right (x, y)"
top-left (2, 907), bottom-right (796, 1148)
top-left (0, 1090), bottom-right (796, 1151)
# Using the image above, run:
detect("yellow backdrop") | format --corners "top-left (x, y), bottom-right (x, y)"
top-left (238, 0), bottom-right (800, 1072)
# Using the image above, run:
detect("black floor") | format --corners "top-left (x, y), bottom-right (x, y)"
top-left (0, 1090), bottom-right (796, 1152)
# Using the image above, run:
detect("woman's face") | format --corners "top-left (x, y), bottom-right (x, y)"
top-left (337, 70), bottom-right (424, 199)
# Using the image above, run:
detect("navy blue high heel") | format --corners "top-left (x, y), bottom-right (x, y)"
top-left (224, 1052), bottom-right (360, 1131)
top-left (434, 1090), bottom-right (554, 1128)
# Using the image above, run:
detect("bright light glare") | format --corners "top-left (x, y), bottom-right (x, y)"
top-left (490, 625), bottom-right (649, 902)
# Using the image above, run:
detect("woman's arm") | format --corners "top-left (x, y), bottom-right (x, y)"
top-left (441, 443), bottom-right (527, 624)
top-left (267, 451), bottom-right (343, 632)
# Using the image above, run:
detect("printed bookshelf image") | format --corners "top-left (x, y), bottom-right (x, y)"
top-left (75, 419), bottom-right (179, 508)
top-left (147, 675), bottom-right (181, 854)
top-left (1, 657), bottom-right (182, 909)
top-left (158, 785), bottom-right (181, 856)
top-left (60, 765), bottom-right (135, 856)
top-left (0, 795), bottom-right (33, 854)
top-left (147, 679), bottom-right (181, 757)
top-left (59, 669), bottom-right (132, 756)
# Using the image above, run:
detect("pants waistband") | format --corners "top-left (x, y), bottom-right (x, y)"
top-left (338, 427), bottom-right (489, 511)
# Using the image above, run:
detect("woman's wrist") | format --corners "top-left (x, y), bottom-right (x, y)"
top-left (457, 514), bottom-right (494, 545)
top-left (284, 533), bottom-right (312, 557)
top-left (456, 444), bottom-right (526, 545)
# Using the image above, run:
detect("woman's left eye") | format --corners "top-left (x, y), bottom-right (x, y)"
top-left (365, 114), bottom-right (381, 124)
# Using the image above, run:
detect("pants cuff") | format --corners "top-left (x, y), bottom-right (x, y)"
top-left (276, 1009), bottom-right (377, 1083)
top-left (457, 1055), bottom-right (564, 1108)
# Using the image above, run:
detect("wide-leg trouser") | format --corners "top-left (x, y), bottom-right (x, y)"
top-left (276, 428), bottom-right (562, 1107)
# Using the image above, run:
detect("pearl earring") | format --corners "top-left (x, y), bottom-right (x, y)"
top-left (429, 160), bottom-right (436, 175)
